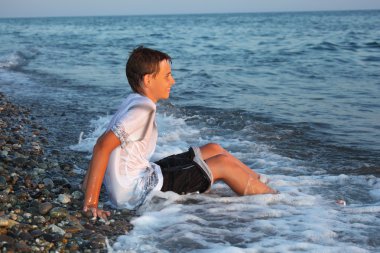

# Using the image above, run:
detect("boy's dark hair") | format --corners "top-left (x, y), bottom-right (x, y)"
top-left (126, 46), bottom-right (172, 94)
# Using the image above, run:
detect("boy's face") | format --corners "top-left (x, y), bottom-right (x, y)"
top-left (145, 60), bottom-right (175, 103)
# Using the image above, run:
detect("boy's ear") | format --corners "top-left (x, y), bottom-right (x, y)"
top-left (143, 74), bottom-right (151, 88)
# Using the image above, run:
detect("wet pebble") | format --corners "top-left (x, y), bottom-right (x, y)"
top-left (33, 215), bottom-right (46, 224)
top-left (88, 234), bottom-right (107, 249)
top-left (23, 212), bottom-right (32, 219)
top-left (49, 224), bottom-right (66, 236)
top-left (30, 229), bottom-right (44, 238)
top-left (58, 193), bottom-right (71, 204)
top-left (72, 190), bottom-right (83, 200)
top-left (49, 207), bottom-right (68, 218)
top-left (0, 191), bottom-right (8, 203)
top-left (18, 231), bottom-right (34, 241)
top-left (0, 234), bottom-right (15, 248)
top-left (42, 178), bottom-right (54, 189)
top-left (0, 176), bottom-right (7, 190)
top-left (42, 232), bottom-right (63, 243)
top-left (0, 217), bottom-right (19, 228)
top-left (39, 202), bottom-right (53, 215)
top-left (15, 241), bottom-right (31, 252)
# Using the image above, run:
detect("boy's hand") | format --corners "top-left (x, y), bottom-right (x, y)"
top-left (83, 205), bottom-right (111, 221)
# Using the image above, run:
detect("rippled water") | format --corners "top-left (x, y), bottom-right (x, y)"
top-left (1, 10), bottom-right (380, 252)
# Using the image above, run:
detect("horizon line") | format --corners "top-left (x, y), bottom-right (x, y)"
top-left (0, 8), bottom-right (379, 19)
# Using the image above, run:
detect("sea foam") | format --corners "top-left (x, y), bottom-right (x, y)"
top-left (72, 112), bottom-right (379, 253)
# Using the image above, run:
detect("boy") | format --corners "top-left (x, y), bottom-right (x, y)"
top-left (82, 46), bottom-right (276, 220)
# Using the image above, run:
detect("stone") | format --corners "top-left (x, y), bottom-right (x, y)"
top-left (49, 207), bottom-right (68, 218)
top-left (63, 225), bottom-right (83, 234)
top-left (0, 234), bottom-right (15, 248)
top-left (42, 232), bottom-right (63, 243)
top-left (0, 192), bottom-right (8, 203)
top-left (33, 215), bottom-right (46, 224)
top-left (39, 202), bottom-right (53, 215)
top-left (32, 167), bottom-right (45, 175)
top-left (67, 240), bottom-right (80, 251)
top-left (0, 217), bottom-right (19, 228)
top-left (49, 224), bottom-right (66, 236)
top-left (8, 195), bottom-right (17, 206)
top-left (88, 234), bottom-right (107, 249)
top-left (18, 231), bottom-right (34, 241)
top-left (42, 178), bottom-right (54, 189)
top-left (23, 212), bottom-right (32, 219)
top-left (15, 241), bottom-right (31, 252)
top-left (58, 193), bottom-right (71, 204)
top-left (30, 229), bottom-right (44, 238)
top-left (9, 213), bottom-right (17, 221)
top-left (71, 191), bottom-right (83, 200)
top-left (0, 176), bottom-right (7, 190)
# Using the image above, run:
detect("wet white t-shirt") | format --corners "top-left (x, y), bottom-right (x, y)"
top-left (103, 93), bottom-right (163, 209)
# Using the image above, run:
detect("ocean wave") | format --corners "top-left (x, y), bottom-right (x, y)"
top-left (365, 41), bottom-right (380, 49)
top-left (310, 41), bottom-right (339, 51)
top-left (0, 49), bottom-right (39, 70)
top-left (363, 56), bottom-right (380, 62)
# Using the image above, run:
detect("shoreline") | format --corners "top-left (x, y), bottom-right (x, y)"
top-left (0, 92), bottom-right (133, 252)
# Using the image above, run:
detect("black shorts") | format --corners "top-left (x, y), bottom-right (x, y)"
top-left (155, 147), bottom-right (212, 195)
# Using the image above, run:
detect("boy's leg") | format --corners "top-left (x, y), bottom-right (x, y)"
top-left (205, 154), bottom-right (276, 195)
top-left (200, 143), bottom-right (276, 195)
top-left (200, 143), bottom-right (260, 179)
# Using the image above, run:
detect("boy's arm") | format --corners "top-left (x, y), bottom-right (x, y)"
top-left (82, 132), bottom-right (106, 192)
top-left (82, 130), bottom-right (121, 220)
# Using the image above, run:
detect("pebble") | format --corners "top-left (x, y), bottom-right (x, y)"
top-left (58, 193), bottom-right (71, 204)
top-left (9, 213), bottom-right (17, 221)
top-left (0, 217), bottom-right (19, 228)
top-left (33, 215), bottom-right (46, 224)
top-left (0, 234), bottom-right (15, 247)
top-left (0, 176), bottom-right (7, 190)
top-left (49, 207), bottom-right (68, 218)
top-left (18, 231), bottom-right (34, 241)
top-left (39, 202), bottom-right (53, 215)
top-left (49, 224), bottom-right (66, 236)
top-left (23, 212), bottom-right (32, 219)
top-left (88, 234), bottom-right (107, 249)
top-left (42, 233), bottom-right (63, 243)
top-left (42, 178), bottom-right (54, 188)
top-left (30, 229), bottom-right (44, 238)
top-left (71, 190), bottom-right (83, 200)
top-left (0, 191), bottom-right (9, 203)
top-left (16, 241), bottom-right (31, 252)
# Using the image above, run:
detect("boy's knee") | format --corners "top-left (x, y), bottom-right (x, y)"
top-left (207, 153), bottom-right (229, 180)
top-left (206, 143), bottom-right (225, 154)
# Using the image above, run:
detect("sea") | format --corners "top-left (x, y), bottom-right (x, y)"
top-left (1, 10), bottom-right (380, 252)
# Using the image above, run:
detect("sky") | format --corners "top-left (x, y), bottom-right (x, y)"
top-left (1, 0), bottom-right (380, 18)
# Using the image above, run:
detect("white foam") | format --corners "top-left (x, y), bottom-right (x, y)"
top-left (110, 166), bottom-right (379, 252)
top-left (0, 51), bottom-right (27, 70)
top-left (0, 49), bottom-right (39, 70)
top-left (69, 115), bottom-right (112, 153)
top-left (153, 113), bottom-right (202, 160)
top-left (72, 111), bottom-right (380, 252)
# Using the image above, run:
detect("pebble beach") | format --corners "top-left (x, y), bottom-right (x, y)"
top-left (0, 92), bottom-right (133, 252)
